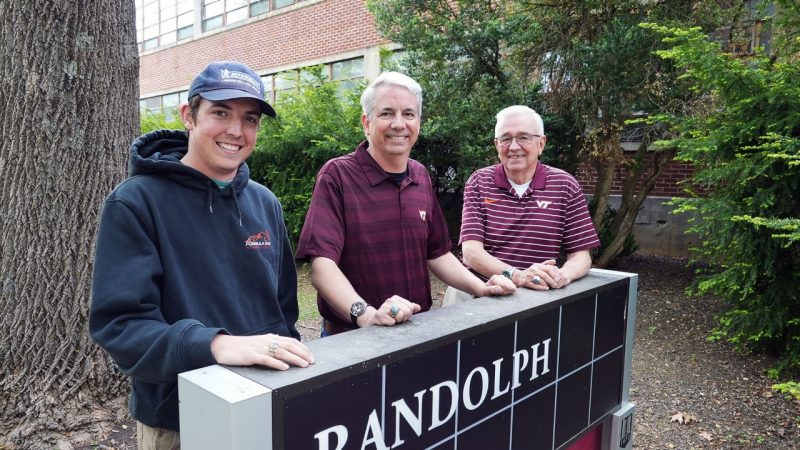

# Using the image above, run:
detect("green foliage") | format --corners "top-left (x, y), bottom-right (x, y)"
top-left (368, 0), bottom-right (555, 195)
top-left (140, 109), bottom-right (184, 134)
top-left (772, 381), bottom-right (800, 401)
top-left (368, 0), bottom-right (737, 267)
top-left (649, 20), bottom-right (800, 375)
top-left (248, 66), bottom-right (364, 246)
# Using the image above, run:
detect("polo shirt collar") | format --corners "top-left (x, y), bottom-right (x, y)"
top-left (493, 163), bottom-right (547, 194)
top-left (356, 141), bottom-right (420, 187)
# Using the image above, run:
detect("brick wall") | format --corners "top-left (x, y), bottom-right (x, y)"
top-left (139, 0), bottom-right (389, 96)
top-left (575, 152), bottom-right (695, 197)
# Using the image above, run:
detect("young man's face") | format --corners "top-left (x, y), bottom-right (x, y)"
top-left (361, 85), bottom-right (420, 169)
top-left (180, 97), bottom-right (261, 180)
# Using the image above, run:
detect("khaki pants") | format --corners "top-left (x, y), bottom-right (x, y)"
top-left (442, 287), bottom-right (474, 306)
top-left (137, 421), bottom-right (180, 450)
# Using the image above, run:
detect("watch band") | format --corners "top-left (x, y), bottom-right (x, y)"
top-left (502, 267), bottom-right (516, 280)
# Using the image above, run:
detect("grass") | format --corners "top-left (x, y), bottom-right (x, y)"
top-left (296, 263), bottom-right (321, 322)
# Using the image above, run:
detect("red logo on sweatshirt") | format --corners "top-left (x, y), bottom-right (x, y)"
top-left (245, 231), bottom-right (271, 249)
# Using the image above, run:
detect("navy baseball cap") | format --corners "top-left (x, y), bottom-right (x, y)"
top-left (188, 61), bottom-right (276, 117)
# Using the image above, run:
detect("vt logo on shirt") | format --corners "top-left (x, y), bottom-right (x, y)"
top-left (245, 231), bottom-right (271, 249)
top-left (536, 200), bottom-right (552, 209)
top-left (419, 210), bottom-right (427, 221)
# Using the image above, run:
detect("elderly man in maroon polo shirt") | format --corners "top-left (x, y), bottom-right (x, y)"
top-left (296, 72), bottom-right (516, 335)
top-left (458, 105), bottom-right (600, 293)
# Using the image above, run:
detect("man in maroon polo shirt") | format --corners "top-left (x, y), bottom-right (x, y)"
top-left (459, 105), bottom-right (600, 292)
top-left (296, 72), bottom-right (516, 335)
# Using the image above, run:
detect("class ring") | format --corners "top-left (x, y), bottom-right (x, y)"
top-left (532, 275), bottom-right (542, 284)
top-left (390, 305), bottom-right (400, 317)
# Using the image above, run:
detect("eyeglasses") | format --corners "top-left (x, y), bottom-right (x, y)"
top-left (495, 134), bottom-right (542, 149)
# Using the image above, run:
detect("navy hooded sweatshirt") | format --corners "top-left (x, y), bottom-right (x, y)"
top-left (89, 129), bottom-right (299, 431)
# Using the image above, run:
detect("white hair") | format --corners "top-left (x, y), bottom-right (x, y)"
top-left (495, 105), bottom-right (544, 137)
top-left (360, 71), bottom-right (423, 118)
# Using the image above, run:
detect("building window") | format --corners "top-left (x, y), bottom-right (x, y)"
top-left (203, 0), bottom-right (288, 32)
top-left (140, 91), bottom-right (189, 117)
top-left (136, 0), bottom-right (195, 52)
top-left (259, 57), bottom-right (366, 104)
top-left (137, 0), bottom-right (303, 51)
top-left (331, 58), bottom-right (365, 95)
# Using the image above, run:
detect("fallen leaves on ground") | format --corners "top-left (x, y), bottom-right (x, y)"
top-left (670, 412), bottom-right (697, 425)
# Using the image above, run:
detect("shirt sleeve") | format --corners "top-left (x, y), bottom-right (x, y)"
top-left (562, 178), bottom-right (601, 253)
top-left (295, 165), bottom-right (346, 263)
top-left (459, 171), bottom-right (486, 244)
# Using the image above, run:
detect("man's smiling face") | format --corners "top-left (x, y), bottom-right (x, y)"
top-left (180, 97), bottom-right (261, 180)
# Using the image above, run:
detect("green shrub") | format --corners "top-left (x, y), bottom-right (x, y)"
top-left (140, 110), bottom-right (184, 134)
top-left (648, 21), bottom-right (800, 376)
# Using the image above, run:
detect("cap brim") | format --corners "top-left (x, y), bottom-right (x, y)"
top-left (198, 89), bottom-right (276, 117)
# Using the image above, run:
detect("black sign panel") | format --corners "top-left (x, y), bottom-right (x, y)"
top-left (271, 280), bottom-right (630, 450)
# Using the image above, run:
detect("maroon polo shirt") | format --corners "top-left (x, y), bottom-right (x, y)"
top-left (296, 141), bottom-right (452, 326)
top-left (461, 163), bottom-right (600, 271)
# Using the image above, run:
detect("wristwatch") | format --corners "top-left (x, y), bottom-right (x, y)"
top-left (350, 301), bottom-right (368, 327)
top-left (501, 268), bottom-right (516, 280)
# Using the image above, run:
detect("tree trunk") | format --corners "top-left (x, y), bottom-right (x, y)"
top-left (0, 1), bottom-right (137, 447)
top-left (594, 141), bottom-right (677, 267)
top-left (589, 125), bottom-right (622, 230)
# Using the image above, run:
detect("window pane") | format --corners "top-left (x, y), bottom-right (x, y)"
top-left (250, 0), bottom-right (268, 16)
top-left (274, 71), bottom-right (296, 90)
top-left (143, 3), bottom-right (159, 27)
top-left (160, 31), bottom-right (176, 45)
top-left (203, 16), bottom-right (223, 31)
top-left (143, 24), bottom-right (159, 39)
top-left (203, 1), bottom-right (223, 18)
top-left (227, 0), bottom-right (249, 10)
top-left (177, 11), bottom-right (193, 27)
top-left (226, 6), bottom-right (248, 24)
top-left (143, 37), bottom-right (159, 50)
top-left (160, 2), bottom-right (176, 19)
top-left (177, 0), bottom-right (193, 14)
top-left (177, 25), bottom-right (194, 40)
top-left (299, 68), bottom-right (316, 83)
top-left (274, 0), bottom-right (294, 9)
top-left (162, 93), bottom-right (180, 108)
top-left (161, 18), bottom-right (176, 33)
top-left (332, 58), bottom-right (364, 80)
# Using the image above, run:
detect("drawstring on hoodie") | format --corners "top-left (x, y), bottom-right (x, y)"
top-left (231, 187), bottom-right (243, 227)
top-left (206, 182), bottom-right (243, 227)
top-left (207, 185), bottom-right (214, 214)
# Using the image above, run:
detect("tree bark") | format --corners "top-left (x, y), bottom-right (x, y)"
top-left (0, 1), bottom-right (137, 447)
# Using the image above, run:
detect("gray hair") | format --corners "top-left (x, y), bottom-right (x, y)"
top-left (495, 105), bottom-right (545, 137)
top-left (360, 71), bottom-right (423, 119)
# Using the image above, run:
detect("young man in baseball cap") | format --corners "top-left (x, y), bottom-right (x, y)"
top-left (90, 61), bottom-right (314, 450)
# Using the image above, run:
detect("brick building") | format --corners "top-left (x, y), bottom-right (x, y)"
top-left (137, 0), bottom-right (394, 113)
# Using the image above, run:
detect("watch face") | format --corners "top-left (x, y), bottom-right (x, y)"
top-left (350, 301), bottom-right (367, 317)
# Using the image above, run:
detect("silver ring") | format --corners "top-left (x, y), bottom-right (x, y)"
top-left (390, 305), bottom-right (399, 317)
top-left (268, 341), bottom-right (279, 358)
top-left (532, 275), bottom-right (542, 284)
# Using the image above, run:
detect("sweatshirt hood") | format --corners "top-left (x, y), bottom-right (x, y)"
top-left (129, 129), bottom-right (250, 192)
